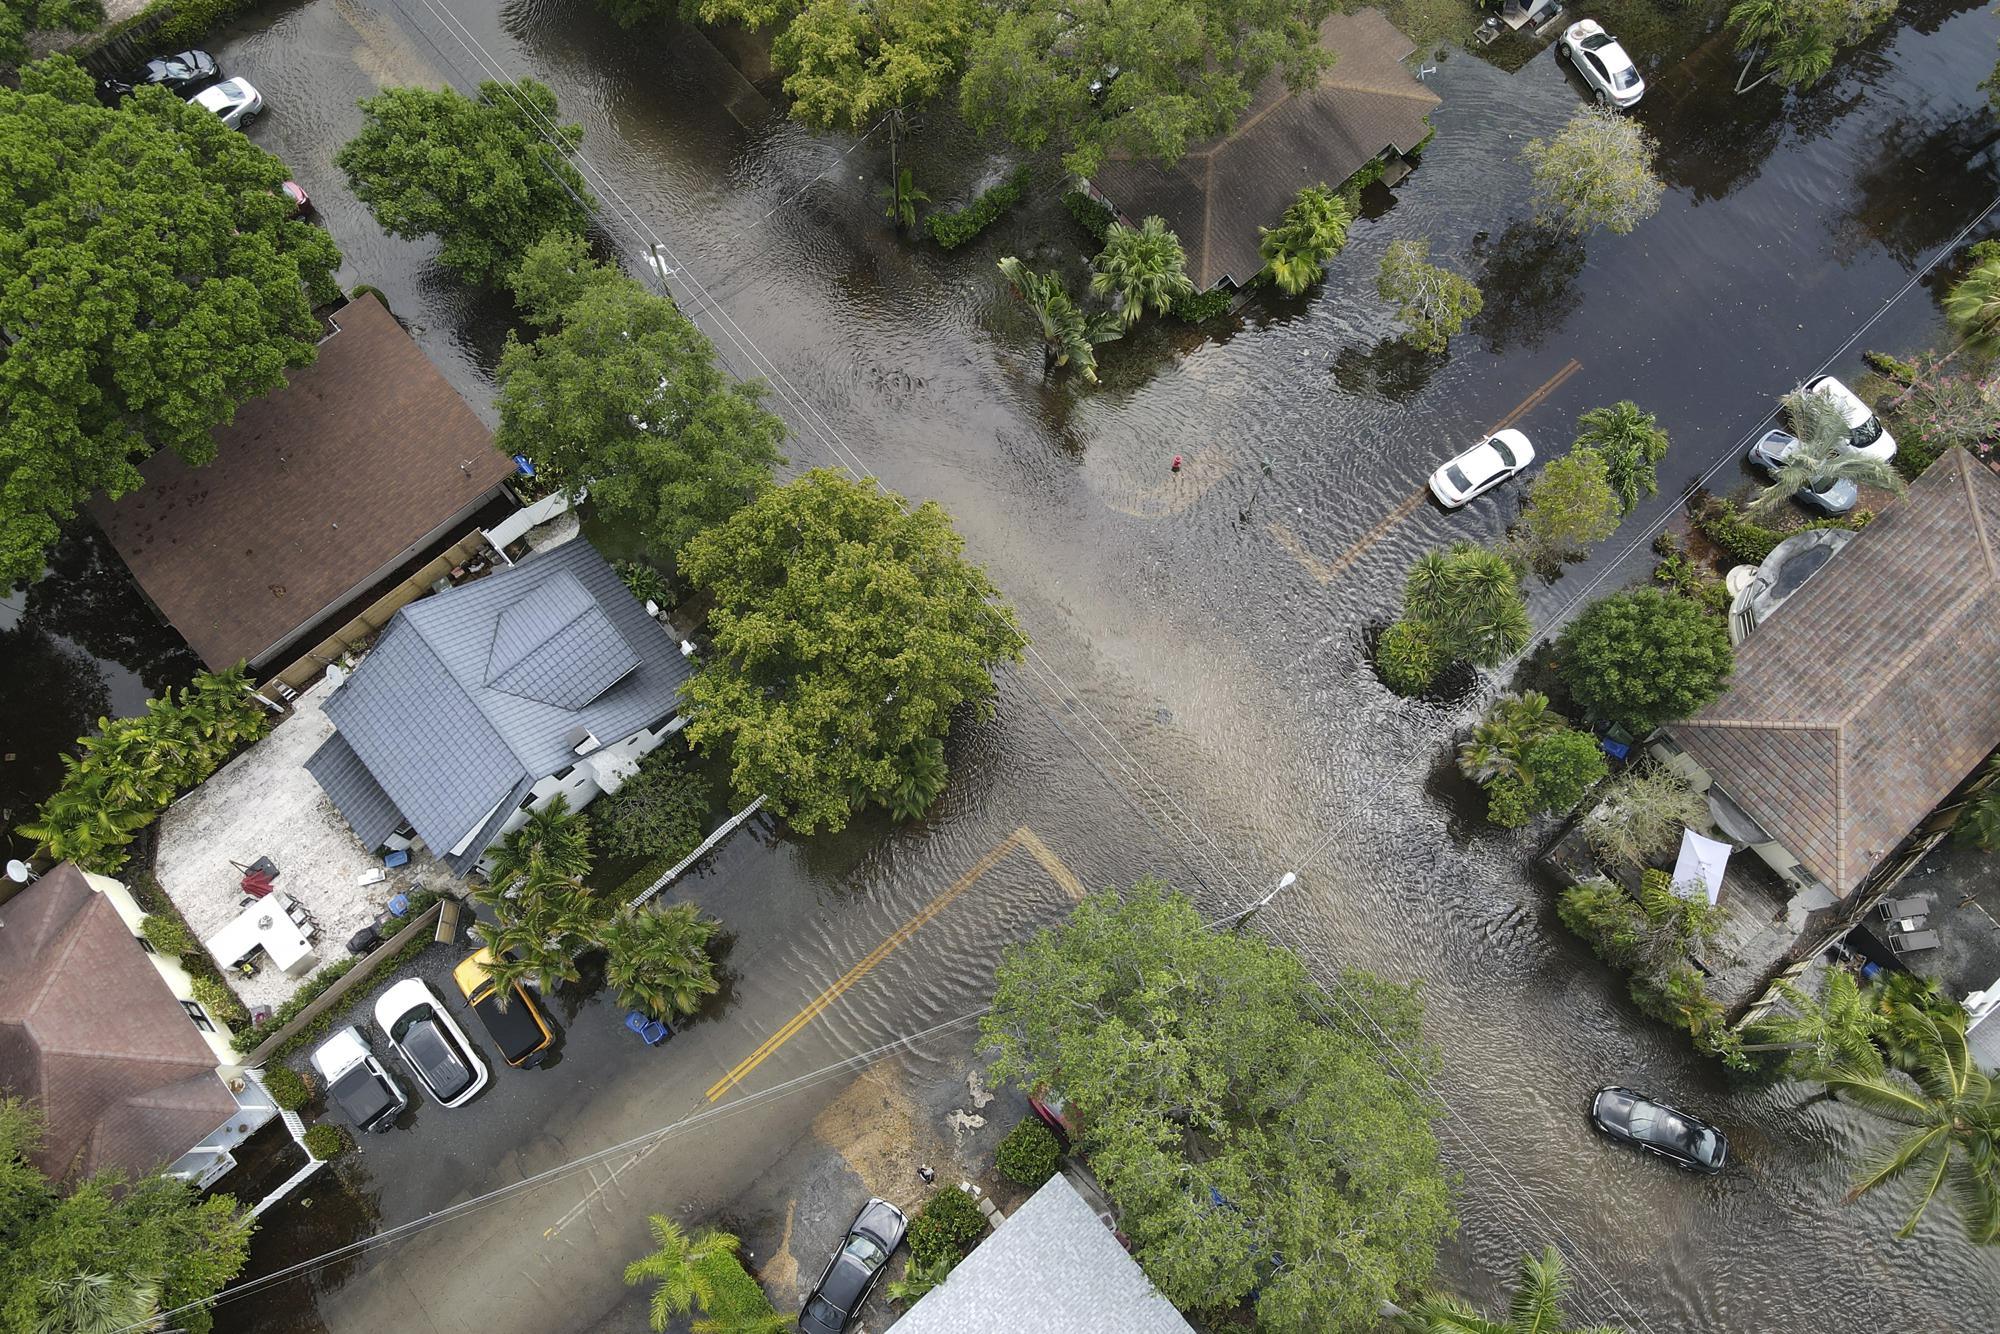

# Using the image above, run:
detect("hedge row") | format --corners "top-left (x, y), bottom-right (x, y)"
top-left (1691, 496), bottom-right (1870, 566)
top-left (926, 166), bottom-right (1031, 250)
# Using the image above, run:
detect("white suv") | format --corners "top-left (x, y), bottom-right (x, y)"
top-left (1800, 375), bottom-right (1896, 461)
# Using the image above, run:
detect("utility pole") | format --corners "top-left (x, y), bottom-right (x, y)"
top-left (1227, 871), bottom-right (1297, 931)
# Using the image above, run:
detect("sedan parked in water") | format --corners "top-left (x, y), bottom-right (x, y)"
top-left (308, 1026), bottom-right (407, 1134)
top-left (798, 1197), bottom-right (908, 1334)
top-left (1428, 428), bottom-right (1536, 508)
top-left (1559, 20), bottom-right (1645, 107)
top-left (1746, 428), bottom-right (1859, 514)
top-left (1590, 1086), bottom-right (1727, 1173)
top-left (1799, 374), bottom-right (1897, 462)
top-left (375, 978), bottom-right (488, 1108)
top-left (99, 49), bottom-right (221, 101)
top-left (188, 78), bottom-right (264, 130)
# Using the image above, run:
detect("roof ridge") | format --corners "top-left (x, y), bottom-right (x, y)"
top-left (1831, 726), bottom-right (1846, 893)
top-left (1667, 717), bottom-right (1839, 734)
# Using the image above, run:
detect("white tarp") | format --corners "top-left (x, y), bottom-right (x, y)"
top-left (1671, 828), bottom-right (1731, 906)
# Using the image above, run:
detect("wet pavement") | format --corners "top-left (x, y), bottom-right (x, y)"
top-left (18, 0), bottom-right (2000, 1328)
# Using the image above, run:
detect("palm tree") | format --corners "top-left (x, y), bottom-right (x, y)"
top-left (604, 902), bottom-right (721, 1021)
top-left (1458, 692), bottom-right (1561, 784)
top-left (623, 1216), bottom-right (738, 1332)
top-left (1744, 970), bottom-right (1887, 1079)
top-left (877, 167), bottom-right (928, 236)
top-left (1089, 216), bottom-right (1193, 327)
top-left (35, 1272), bottom-right (162, 1334)
top-left (997, 257), bottom-right (1120, 382)
top-left (1746, 389), bottom-right (1905, 518)
top-left (1728, 0), bottom-right (1835, 93)
top-left (1824, 1009), bottom-right (2000, 1242)
top-left (1573, 401), bottom-right (1670, 514)
top-left (1396, 1245), bottom-right (1623, 1333)
top-left (1945, 251), bottom-right (2000, 350)
top-left (480, 796), bottom-right (593, 895)
top-left (476, 864), bottom-right (600, 996)
top-left (1956, 755), bottom-right (2000, 850)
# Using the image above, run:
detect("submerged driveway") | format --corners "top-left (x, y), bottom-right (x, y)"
top-left (205, 0), bottom-right (2000, 1329)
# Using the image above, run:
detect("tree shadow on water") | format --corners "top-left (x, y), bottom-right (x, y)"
top-left (1330, 336), bottom-right (1441, 403)
top-left (1467, 222), bottom-right (1586, 356)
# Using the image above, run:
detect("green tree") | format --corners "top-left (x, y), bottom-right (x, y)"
top-left (1513, 449), bottom-right (1621, 575)
top-left (960, 0), bottom-right (1339, 178)
top-left (1824, 1010), bottom-right (2000, 1242)
top-left (1090, 216), bottom-right (1194, 327)
top-left (482, 796), bottom-right (594, 892)
top-left (622, 1216), bottom-right (739, 1332)
top-left (1377, 618), bottom-right (1446, 697)
top-left (1557, 588), bottom-right (1733, 732)
top-left (1258, 184), bottom-right (1353, 294)
top-left (678, 470), bottom-right (1028, 832)
top-left (877, 165), bottom-right (929, 234)
top-left (1520, 107), bottom-right (1664, 237)
top-left (1396, 1245), bottom-right (1624, 1334)
top-left (1955, 755), bottom-right (2000, 851)
top-left (1574, 402), bottom-right (1670, 514)
top-left (0, 0), bottom-right (101, 65)
top-left (1747, 388), bottom-right (1905, 518)
top-left (773, 0), bottom-right (980, 133)
top-left (335, 79), bottom-right (594, 286)
top-left (1460, 694), bottom-right (1605, 828)
top-left (603, 902), bottom-right (722, 1021)
top-left (495, 250), bottom-right (786, 555)
top-left (998, 256), bottom-right (1122, 381)
top-left (506, 229), bottom-right (626, 328)
top-left (1377, 237), bottom-right (1484, 353)
top-left (1727, 0), bottom-right (1897, 93)
top-left (1402, 543), bottom-right (1531, 667)
top-left (1745, 970), bottom-right (1888, 1080)
top-left (0, 59), bottom-right (342, 587)
top-left (1945, 241), bottom-right (2000, 350)
top-left (984, 879), bottom-right (1453, 1333)
top-left (595, 749), bottom-right (712, 863)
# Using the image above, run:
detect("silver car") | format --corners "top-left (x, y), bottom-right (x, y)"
top-left (1746, 428), bottom-right (1858, 514)
top-left (1560, 21), bottom-right (1645, 108)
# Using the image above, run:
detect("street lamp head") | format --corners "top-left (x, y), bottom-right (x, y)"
top-left (1276, 872), bottom-right (1297, 891)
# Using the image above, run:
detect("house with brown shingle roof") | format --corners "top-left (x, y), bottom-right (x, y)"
top-left (0, 864), bottom-right (276, 1188)
top-left (1086, 10), bottom-right (1440, 292)
top-left (91, 293), bottom-right (516, 675)
top-left (1657, 450), bottom-right (2000, 947)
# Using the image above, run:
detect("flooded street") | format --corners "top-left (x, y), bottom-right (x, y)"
top-left (20, 0), bottom-right (2000, 1326)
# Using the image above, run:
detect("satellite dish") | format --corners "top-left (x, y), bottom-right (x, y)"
top-left (5, 860), bottom-right (33, 884)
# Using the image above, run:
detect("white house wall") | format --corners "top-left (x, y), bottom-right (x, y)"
top-left (478, 716), bottom-right (685, 869)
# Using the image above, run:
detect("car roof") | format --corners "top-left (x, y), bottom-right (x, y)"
top-left (471, 989), bottom-right (549, 1062)
top-left (399, 1015), bottom-right (475, 1098)
top-left (329, 1060), bottom-right (397, 1126)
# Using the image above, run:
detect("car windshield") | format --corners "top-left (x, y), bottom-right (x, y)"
top-left (1488, 438), bottom-right (1517, 468)
top-left (1847, 416), bottom-right (1883, 448)
top-left (1613, 67), bottom-right (1641, 89)
top-left (842, 1234), bottom-right (888, 1270)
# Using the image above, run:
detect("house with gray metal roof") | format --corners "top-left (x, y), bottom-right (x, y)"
top-left (305, 538), bottom-right (691, 875)
top-left (889, 1174), bottom-right (1194, 1334)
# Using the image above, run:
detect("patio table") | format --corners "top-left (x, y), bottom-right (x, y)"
top-left (205, 892), bottom-right (319, 977)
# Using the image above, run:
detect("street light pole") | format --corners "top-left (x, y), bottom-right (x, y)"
top-left (1229, 871), bottom-right (1297, 931)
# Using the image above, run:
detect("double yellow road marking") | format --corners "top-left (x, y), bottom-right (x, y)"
top-left (704, 827), bottom-right (1083, 1103)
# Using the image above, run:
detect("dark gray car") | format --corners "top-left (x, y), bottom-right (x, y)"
top-left (799, 1197), bottom-right (908, 1334)
top-left (1590, 1086), bottom-right (1728, 1173)
top-left (1746, 428), bottom-right (1858, 514)
top-left (100, 49), bottom-right (220, 101)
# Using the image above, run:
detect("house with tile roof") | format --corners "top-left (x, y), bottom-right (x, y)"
top-left (1654, 449), bottom-right (2000, 969)
top-left (1085, 10), bottom-right (1440, 293)
top-left (889, 1173), bottom-right (1194, 1333)
top-left (0, 863), bottom-right (277, 1189)
top-left (305, 537), bottom-right (692, 876)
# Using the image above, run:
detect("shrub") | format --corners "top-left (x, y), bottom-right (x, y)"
top-left (1557, 878), bottom-right (1649, 971)
top-left (1169, 287), bottom-right (1235, 323)
top-left (1883, 354), bottom-right (2000, 478)
top-left (616, 560), bottom-right (671, 609)
top-left (260, 1065), bottom-right (312, 1112)
top-left (1556, 588), bottom-right (1732, 733)
top-left (995, 1118), bottom-right (1061, 1187)
top-left (189, 974), bottom-right (250, 1031)
top-left (692, 1250), bottom-right (778, 1322)
top-left (1257, 184), bottom-right (1352, 294)
top-left (1580, 764), bottom-right (1708, 870)
top-left (594, 747), bottom-right (712, 864)
top-left (230, 957), bottom-right (360, 1055)
top-left (1690, 496), bottom-right (1865, 566)
top-left (142, 913), bottom-right (199, 959)
top-left (1376, 618), bottom-right (1444, 696)
top-left (926, 166), bottom-right (1030, 250)
top-left (1651, 532), bottom-right (1729, 617)
top-left (302, 1123), bottom-right (349, 1161)
top-left (907, 1187), bottom-right (986, 1266)
top-left (1062, 190), bottom-right (1115, 243)
top-left (887, 1254), bottom-right (955, 1304)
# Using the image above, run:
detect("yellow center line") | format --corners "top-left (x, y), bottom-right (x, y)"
top-left (1488, 357), bottom-right (1583, 435)
top-left (704, 827), bottom-right (1078, 1102)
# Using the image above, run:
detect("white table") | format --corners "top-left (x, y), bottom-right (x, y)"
top-left (204, 893), bottom-right (319, 977)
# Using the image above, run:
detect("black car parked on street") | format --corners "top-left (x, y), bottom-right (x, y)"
top-left (798, 1197), bottom-right (907, 1334)
top-left (99, 50), bottom-right (221, 102)
top-left (1590, 1086), bottom-right (1728, 1173)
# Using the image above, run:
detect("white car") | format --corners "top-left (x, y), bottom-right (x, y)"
top-left (308, 1026), bottom-right (407, 1134)
top-left (1800, 374), bottom-right (1897, 462)
top-left (1559, 21), bottom-right (1645, 108)
top-left (189, 77), bottom-right (263, 129)
top-left (1429, 428), bottom-right (1536, 508)
top-left (374, 978), bottom-right (488, 1108)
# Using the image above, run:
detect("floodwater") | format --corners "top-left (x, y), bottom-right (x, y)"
top-left (22, 0), bottom-right (2000, 1327)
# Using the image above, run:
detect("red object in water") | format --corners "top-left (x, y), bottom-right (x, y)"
top-left (241, 870), bottom-right (276, 898)
top-left (1171, 454), bottom-right (1183, 473)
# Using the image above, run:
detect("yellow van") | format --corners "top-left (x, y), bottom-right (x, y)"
top-left (451, 947), bottom-right (555, 1069)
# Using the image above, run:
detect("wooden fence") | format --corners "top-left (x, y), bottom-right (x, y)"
top-left (260, 530), bottom-right (491, 699)
top-left (238, 900), bottom-right (445, 1068)
top-left (77, 12), bottom-right (180, 77)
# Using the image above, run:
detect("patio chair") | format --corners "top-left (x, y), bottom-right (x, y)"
top-left (1890, 929), bottom-right (1942, 956)
top-left (623, 1011), bottom-right (671, 1046)
top-left (1879, 895), bottom-right (1932, 922)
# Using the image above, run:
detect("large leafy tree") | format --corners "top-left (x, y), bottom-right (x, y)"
top-left (678, 470), bottom-right (1027, 831)
top-left (1727, 0), bottom-right (1897, 94)
top-left (985, 879), bottom-right (1453, 1333)
top-left (1089, 216), bottom-right (1194, 327)
top-left (0, 1100), bottom-right (252, 1334)
top-left (1573, 402), bottom-right (1670, 514)
top-left (960, 0), bottom-right (1339, 177)
top-left (1824, 1010), bottom-right (2000, 1242)
top-left (1396, 1245), bottom-right (1624, 1334)
top-left (335, 79), bottom-right (594, 286)
top-left (1377, 237), bottom-right (1484, 354)
top-left (1557, 588), bottom-right (1733, 732)
top-left (0, 0), bottom-right (100, 65)
top-left (496, 234), bottom-right (786, 556)
top-left (1520, 107), bottom-right (1664, 237)
top-left (772, 0), bottom-right (981, 133)
top-left (1512, 448), bottom-right (1621, 575)
top-left (0, 59), bottom-right (341, 588)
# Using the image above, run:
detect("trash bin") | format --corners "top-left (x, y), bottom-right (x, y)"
top-left (346, 924), bottom-right (381, 955)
